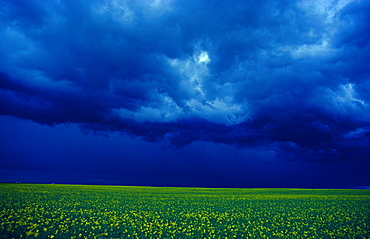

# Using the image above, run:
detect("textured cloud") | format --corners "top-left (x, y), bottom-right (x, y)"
top-left (1, 0), bottom-right (369, 162)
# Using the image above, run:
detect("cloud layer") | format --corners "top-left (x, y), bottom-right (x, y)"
top-left (1, 0), bottom-right (369, 162)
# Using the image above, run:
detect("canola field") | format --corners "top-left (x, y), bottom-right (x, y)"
top-left (0, 184), bottom-right (369, 238)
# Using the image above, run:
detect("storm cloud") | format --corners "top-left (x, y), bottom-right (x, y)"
top-left (1, 0), bottom-right (369, 163)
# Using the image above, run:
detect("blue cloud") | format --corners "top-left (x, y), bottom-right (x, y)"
top-left (1, 0), bottom-right (369, 162)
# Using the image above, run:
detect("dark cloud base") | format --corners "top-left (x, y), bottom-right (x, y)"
top-left (1, 114), bottom-right (370, 188)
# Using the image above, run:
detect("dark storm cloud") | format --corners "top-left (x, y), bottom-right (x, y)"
top-left (1, 0), bottom-right (369, 162)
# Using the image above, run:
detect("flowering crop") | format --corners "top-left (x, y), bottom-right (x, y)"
top-left (0, 184), bottom-right (369, 238)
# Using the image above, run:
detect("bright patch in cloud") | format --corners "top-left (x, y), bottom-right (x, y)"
top-left (114, 95), bottom-right (184, 123)
top-left (95, 0), bottom-right (135, 22)
top-left (290, 40), bottom-right (337, 59)
top-left (336, 83), bottom-right (365, 106)
top-left (198, 51), bottom-right (210, 64)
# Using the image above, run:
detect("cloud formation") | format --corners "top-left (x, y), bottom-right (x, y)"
top-left (1, 0), bottom-right (369, 162)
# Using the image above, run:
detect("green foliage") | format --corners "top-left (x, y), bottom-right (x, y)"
top-left (0, 184), bottom-right (369, 238)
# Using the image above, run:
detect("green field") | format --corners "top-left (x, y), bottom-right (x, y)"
top-left (0, 184), bottom-right (369, 238)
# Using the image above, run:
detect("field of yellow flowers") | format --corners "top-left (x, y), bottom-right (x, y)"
top-left (0, 183), bottom-right (369, 238)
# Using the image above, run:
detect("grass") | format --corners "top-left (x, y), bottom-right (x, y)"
top-left (0, 183), bottom-right (369, 238)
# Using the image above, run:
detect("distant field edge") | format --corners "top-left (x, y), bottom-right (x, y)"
top-left (0, 182), bottom-right (369, 190)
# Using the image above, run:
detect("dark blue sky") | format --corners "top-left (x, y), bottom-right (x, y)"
top-left (1, 0), bottom-right (369, 188)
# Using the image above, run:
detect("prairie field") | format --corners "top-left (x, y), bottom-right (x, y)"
top-left (0, 184), bottom-right (369, 238)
